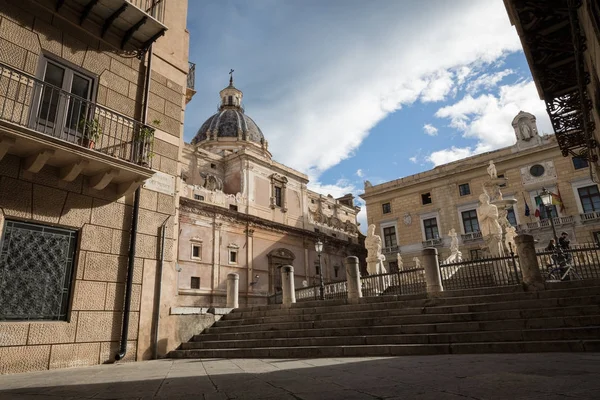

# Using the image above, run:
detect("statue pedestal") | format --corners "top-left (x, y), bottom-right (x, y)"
top-left (366, 256), bottom-right (384, 275)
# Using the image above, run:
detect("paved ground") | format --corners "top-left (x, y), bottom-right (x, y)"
top-left (0, 353), bottom-right (598, 399)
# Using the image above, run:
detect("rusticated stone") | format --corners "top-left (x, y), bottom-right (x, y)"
top-left (0, 176), bottom-right (32, 219)
top-left (84, 252), bottom-right (127, 282)
top-left (157, 193), bottom-right (176, 215)
top-left (82, 49), bottom-right (111, 75)
top-left (109, 58), bottom-right (139, 84)
top-left (105, 283), bottom-right (141, 312)
top-left (59, 193), bottom-right (93, 228)
top-left (28, 313), bottom-right (78, 345)
top-left (91, 199), bottom-right (133, 230)
top-left (0, 323), bottom-right (29, 346)
top-left (75, 311), bottom-right (121, 342)
top-left (71, 280), bottom-right (107, 311)
top-left (80, 225), bottom-right (113, 253)
top-left (111, 228), bottom-right (130, 255)
top-left (0, 18), bottom-right (40, 54)
top-left (49, 342), bottom-right (100, 370)
top-left (136, 233), bottom-right (158, 259)
top-left (20, 165), bottom-right (83, 193)
top-left (100, 70), bottom-right (130, 97)
top-left (32, 185), bottom-right (67, 224)
top-left (139, 188), bottom-right (158, 211)
top-left (0, 345), bottom-right (50, 374)
top-left (0, 154), bottom-right (19, 179)
top-left (34, 18), bottom-right (61, 56)
top-left (99, 340), bottom-right (137, 363)
top-left (0, 37), bottom-right (26, 69)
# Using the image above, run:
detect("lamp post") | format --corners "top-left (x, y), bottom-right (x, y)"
top-left (540, 187), bottom-right (565, 265)
top-left (315, 238), bottom-right (324, 300)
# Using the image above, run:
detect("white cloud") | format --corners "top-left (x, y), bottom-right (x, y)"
top-left (409, 156), bottom-right (418, 163)
top-left (465, 69), bottom-right (514, 94)
top-left (185, 0), bottom-right (523, 177)
top-left (427, 80), bottom-right (552, 166)
top-left (423, 123), bottom-right (438, 136)
top-left (356, 169), bottom-right (364, 178)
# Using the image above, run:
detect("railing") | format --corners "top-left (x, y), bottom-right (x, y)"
top-left (422, 238), bottom-right (443, 247)
top-left (439, 252), bottom-right (521, 290)
top-left (187, 62), bottom-right (196, 90)
top-left (0, 63), bottom-right (154, 167)
top-left (526, 216), bottom-right (575, 230)
top-left (295, 280), bottom-right (348, 302)
top-left (361, 268), bottom-right (426, 297)
top-left (580, 211), bottom-right (600, 223)
top-left (461, 231), bottom-right (483, 242)
top-left (536, 243), bottom-right (600, 280)
top-left (127, 0), bottom-right (165, 22)
top-left (383, 245), bottom-right (399, 253)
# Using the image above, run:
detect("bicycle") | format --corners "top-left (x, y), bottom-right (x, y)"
top-left (543, 251), bottom-right (581, 281)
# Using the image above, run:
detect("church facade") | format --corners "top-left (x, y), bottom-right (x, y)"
top-left (176, 78), bottom-right (366, 307)
top-left (362, 112), bottom-right (600, 268)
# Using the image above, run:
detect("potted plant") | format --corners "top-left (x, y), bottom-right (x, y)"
top-left (78, 117), bottom-right (102, 149)
top-left (136, 119), bottom-right (160, 166)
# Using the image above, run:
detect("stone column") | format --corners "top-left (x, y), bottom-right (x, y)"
top-left (281, 265), bottom-right (296, 305)
top-left (345, 256), bottom-right (362, 301)
top-left (212, 222), bottom-right (222, 292)
top-left (422, 248), bottom-right (443, 293)
top-left (246, 228), bottom-right (254, 291)
top-left (515, 234), bottom-right (545, 291)
top-left (226, 273), bottom-right (239, 308)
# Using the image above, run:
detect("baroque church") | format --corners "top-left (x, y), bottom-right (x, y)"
top-left (177, 77), bottom-right (366, 306)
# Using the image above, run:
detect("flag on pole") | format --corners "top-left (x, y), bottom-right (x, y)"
top-left (522, 193), bottom-right (531, 217)
top-left (553, 187), bottom-right (566, 212)
top-left (534, 196), bottom-right (543, 218)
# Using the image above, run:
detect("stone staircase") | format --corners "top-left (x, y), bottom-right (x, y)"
top-left (170, 280), bottom-right (600, 358)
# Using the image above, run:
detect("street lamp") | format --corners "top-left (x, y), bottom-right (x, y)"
top-left (315, 238), bottom-right (324, 300)
top-left (540, 187), bottom-right (558, 244)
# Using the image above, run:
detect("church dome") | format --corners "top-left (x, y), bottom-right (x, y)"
top-left (191, 75), bottom-right (265, 146)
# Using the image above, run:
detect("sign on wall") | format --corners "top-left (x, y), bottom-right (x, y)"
top-left (144, 171), bottom-right (175, 196)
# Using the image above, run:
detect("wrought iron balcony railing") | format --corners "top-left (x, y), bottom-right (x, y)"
top-left (187, 62), bottom-right (196, 90)
top-left (0, 63), bottom-right (154, 167)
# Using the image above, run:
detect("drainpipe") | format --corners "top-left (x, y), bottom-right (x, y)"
top-left (152, 216), bottom-right (170, 359)
top-left (115, 44), bottom-right (153, 361)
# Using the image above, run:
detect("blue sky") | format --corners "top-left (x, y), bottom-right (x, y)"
top-left (183, 0), bottom-right (552, 231)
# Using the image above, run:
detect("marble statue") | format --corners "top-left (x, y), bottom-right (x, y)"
top-left (487, 160), bottom-right (497, 179)
top-left (396, 253), bottom-right (403, 270)
top-left (477, 193), bottom-right (504, 257)
top-left (413, 257), bottom-right (421, 269)
top-left (519, 121), bottom-right (532, 140)
top-left (364, 180), bottom-right (373, 189)
top-left (504, 226), bottom-right (517, 254)
top-left (365, 224), bottom-right (386, 274)
top-left (445, 228), bottom-right (463, 264)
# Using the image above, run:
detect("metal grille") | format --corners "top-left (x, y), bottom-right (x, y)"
top-left (439, 252), bottom-right (521, 291)
top-left (0, 220), bottom-right (78, 321)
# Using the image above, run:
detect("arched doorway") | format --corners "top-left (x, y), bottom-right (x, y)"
top-left (267, 248), bottom-right (295, 294)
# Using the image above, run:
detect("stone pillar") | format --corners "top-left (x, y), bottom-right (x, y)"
top-left (281, 265), bottom-right (296, 305)
top-left (422, 248), bottom-right (443, 293)
top-left (345, 256), bottom-right (362, 301)
top-left (515, 234), bottom-right (545, 291)
top-left (226, 273), bottom-right (239, 308)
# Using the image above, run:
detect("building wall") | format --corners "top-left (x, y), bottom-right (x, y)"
top-left (0, 0), bottom-right (188, 373)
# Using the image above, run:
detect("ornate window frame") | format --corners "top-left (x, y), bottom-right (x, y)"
top-left (269, 174), bottom-right (288, 212)
top-left (228, 243), bottom-right (239, 265)
top-left (419, 211), bottom-right (440, 241)
top-left (190, 237), bottom-right (202, 261)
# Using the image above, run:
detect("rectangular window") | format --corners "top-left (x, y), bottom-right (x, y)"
top-left (229, 204), bottom-right (238, 212)
top-left (458, 183), bottom-right (470, 196)
top-left (383, 226), bottom-right (397, 248)
top-left (191, 244), bottom-right (201, 260)
top-left (421, 192), bottom-right (432, 205)
top-left (578, 185), bottom-right (600, 213)
top-left (470, 249), bottom-right (483, 260)
top-left (573, 157), bottom-right (589, 170)
top-left (423, 218), bottom-right (439, 240)
top-left (315, 265), bottom-right (320, 275)
top-left (190, 277), bottom-right (200, 289)
top-left (382, 202), bottom-right (391, 214)
top-left (334, 266), bottom-right (339, 278)
top-left (194, 194), bottom-right (204, 201)
top-left (506, 208), bottom-right (517, 227)
top-left (229, 250), bottom-right (238, 264)
top-left (274, 186), bottom-right (282, 207)
top-left (461, 210), bottom-right (480, 233)
top-left (34, 57), bottom-right (95, 143)
top-left (0, 220), bottom-right (78, 321)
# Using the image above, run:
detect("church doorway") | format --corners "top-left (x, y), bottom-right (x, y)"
top-left (267, 248), bottom-right (295, 294)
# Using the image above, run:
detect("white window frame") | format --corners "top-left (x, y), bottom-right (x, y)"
top-left (228, 243), bottom-right (239, 265)
top-left (456, 202), bottom-right (479, 234)
top-left (571, 178), bottom-right (599, 214)
top-left (190, 242), bottom-right (202, 261)
top-left (379, 220), bottom-right (399, 248)
top-left (419, 211), bottom-right (440, 241)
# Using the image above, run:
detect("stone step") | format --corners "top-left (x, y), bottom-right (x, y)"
top-left (196, 315), bottom-right (600, 340)
top-left (208, 306), bottom-right (600, 332)
top-left (229, 285), bottom-right (600, 319)
top-left (217, 299), bottom-right (600, 326)
top-left (170, 339), bottom-right (600, 359)
top-left (181, 326), bottom-right (600, 350)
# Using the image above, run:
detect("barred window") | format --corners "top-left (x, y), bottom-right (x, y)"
top-left (458, 183), bottom-right (470, 196)
top-left (0, 220), bottom-right (78, 321)
top-left (382, 202), bottom-right (391, 214)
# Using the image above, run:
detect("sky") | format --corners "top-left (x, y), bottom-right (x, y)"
top-left (184, 0), bottom-right (553, 233)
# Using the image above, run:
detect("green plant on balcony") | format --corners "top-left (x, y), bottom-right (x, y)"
top-left (135, 119), bottom-right (160, 166)
top-left (78, 117), bottom-right (103, 149)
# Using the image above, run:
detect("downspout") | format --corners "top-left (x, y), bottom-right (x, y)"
top-left (152, 216), bottom-right (170, 359)
top-left (115, 44), bottom-right (153, 361)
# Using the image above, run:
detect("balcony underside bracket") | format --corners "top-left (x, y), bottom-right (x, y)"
top-left (0, 136), bottom-right (16, 162)
top-left (90, 169), bottom-right (120, 190)
top-left (60, 159), bottom-right (89, 182)
top-left (121, 16), bottom-right (148, 49)
top-left (102, 3), bottom-right (128, 38)
top-left (80, 0), bottom-right (100, 25)
top-left (24, 149), bottom-right (55, 173)
top-left (117, 179), bottom-right (143, 197)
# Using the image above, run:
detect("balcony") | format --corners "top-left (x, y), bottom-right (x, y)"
top-left (524, 216), bottom-right (576, 230)
top-left (580, 211), bottom-right (600, 223)
top-left (186, 62), bottom-right (196, 104)
top-left (41, 0), bottom-right (167, 55)
top-left (461, 231), bottom-right (483, 242)
top-left (383, 245), bottom-right (399, 254)
top-left (422, 238), bottom-right (443, 248)
top-left (0, 63), bottom-right (154, 194)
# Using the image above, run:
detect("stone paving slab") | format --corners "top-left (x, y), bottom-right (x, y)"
top-left (0, 353), bottom-right (598, 399)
